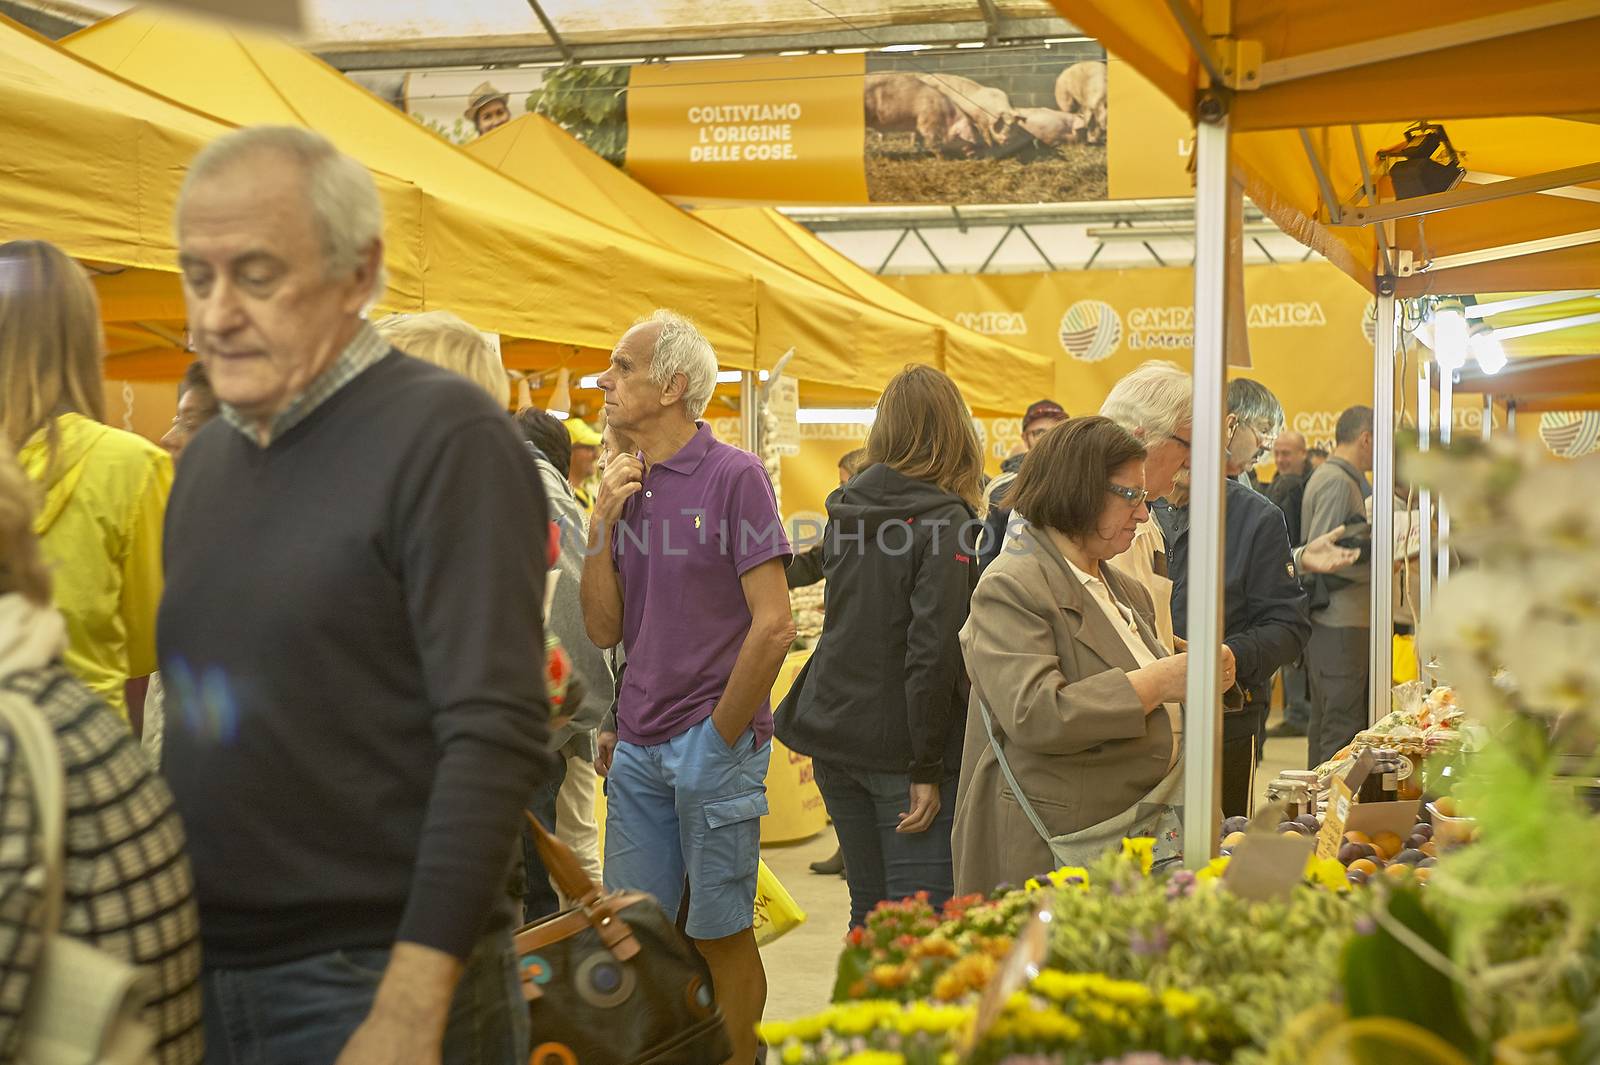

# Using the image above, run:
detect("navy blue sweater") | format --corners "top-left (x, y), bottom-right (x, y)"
top-left (159, 352), bottom-right (551, 966)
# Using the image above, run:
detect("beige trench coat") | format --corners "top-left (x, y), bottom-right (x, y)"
top-left (952, 525), bottom-right (1176, 895)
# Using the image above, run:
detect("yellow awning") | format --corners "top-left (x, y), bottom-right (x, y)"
top-left (61, 9), bottom-right (759, 364)
top-left (695, 207), bottom-right (1055, 413)
top-left (0, 14), bottom-right (438, 380)
top-left (466, 114), bottom-right (935, 400)
top-left (468, 115), bottom-right (1053, 413)
top-left (1052, 1), bottom-right (1600, 298)
top-left (1061, 1), bottom-right (1600, 130)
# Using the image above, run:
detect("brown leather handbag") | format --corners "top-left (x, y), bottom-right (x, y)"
top-left (516, 814), bottom-right (733, 1065)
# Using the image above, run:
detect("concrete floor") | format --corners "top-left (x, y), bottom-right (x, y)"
top-left (754, 724), bottom-right (1310, 1022)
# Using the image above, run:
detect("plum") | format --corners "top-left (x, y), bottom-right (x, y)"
top-left (1221, 815), bottom-right (1251, 836)
top-left (1278, 821), bottom-right (1311, 836)
top-left (1393, 848), bottom-right (1427, 866)
top-left (1411, 822), bottom-right (1434, 842)
top-left (1347, 869), bottom-right (1369, 885)
top-left (1296, 814), bottom-right (1321, 832)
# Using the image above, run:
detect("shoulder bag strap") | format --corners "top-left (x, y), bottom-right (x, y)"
top-left (0, 691), bottom-right (66, 939)
top-left (975, 698), bottom-right (1057, 855)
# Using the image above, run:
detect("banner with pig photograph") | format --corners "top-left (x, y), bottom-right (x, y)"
top-left (617, 43), bottom-right (1112, 204)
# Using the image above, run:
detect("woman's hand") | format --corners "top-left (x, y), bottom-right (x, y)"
top-left (896, 782), bottom-right (941, 834)
top-left (1129, 653), bottom-right (1188, 709)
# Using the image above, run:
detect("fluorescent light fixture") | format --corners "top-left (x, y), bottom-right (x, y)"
top-left (664, 53), bottom-right (746, 62)
top-left (1468, 323), bottom-right (1507, 375)
top-left (797, 407), bottom-right (876, 425)
top-left (578, 369), bottom-right (768, 389)
top-left (879, 44), bottom-right (931, 52)
top-left (546, 409), bottom-right (570, 420)
top-left (955, 41), bottom-right (986, 48)
top-left (1432, 298), bottom-right (1469, 373)
top-left (1042, 36), bottom-right (1093, 43)
top-left (834, 47), bottom-right (871, 54)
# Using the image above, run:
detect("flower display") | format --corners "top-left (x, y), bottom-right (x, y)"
top-left (761, 968), bottom-right (1231, 1065)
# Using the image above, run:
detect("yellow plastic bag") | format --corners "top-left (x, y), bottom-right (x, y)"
top-left (1393, 634), bottom-right (1419, 685)
top-left (752, 859), bottom-right (806, 946)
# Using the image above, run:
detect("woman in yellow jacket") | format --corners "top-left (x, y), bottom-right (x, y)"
top-left (1, 240), bottom-right (172, 719)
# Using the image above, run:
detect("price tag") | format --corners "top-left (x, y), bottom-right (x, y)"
top-left (1316, 775), bottom-right (1353, 861)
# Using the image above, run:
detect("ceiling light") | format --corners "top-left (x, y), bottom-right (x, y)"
top-left (797, 408), bottom-right (876, 425)
top-left (1432, 297), bottom-right (1469, 373)
top-left (1468, 322), bottom-right (1507, 375)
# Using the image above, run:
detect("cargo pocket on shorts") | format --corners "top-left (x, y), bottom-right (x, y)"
top-left (695, 789), bottom-right (768, 886)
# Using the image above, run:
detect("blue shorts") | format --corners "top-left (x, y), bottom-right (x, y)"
top-left (604, 715), bottom-right (770, 940)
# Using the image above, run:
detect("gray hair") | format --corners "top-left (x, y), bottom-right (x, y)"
top-left (638, 309), bottom-right (718, 420)
top-left (1098, 360), bottom-right (1192, 443)
top-left (373, 310), bottom-right (509, 408)
top-left (1226, 377), bottom-right (1284, 434)
top-left (178, 126), bottom-right (385, 307)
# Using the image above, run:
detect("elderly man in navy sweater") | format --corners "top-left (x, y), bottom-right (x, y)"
top-left (160, 126), bottom-right (551, 1065)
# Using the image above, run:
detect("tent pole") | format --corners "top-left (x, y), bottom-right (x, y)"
top-left (739, 371), bottom-right (759, 454)
top-left (1418, 361), bottom-right (1433, 623)
top-left (1183, 99), bottom-right (1229, 869)
top-left (1483, 395), bottom-right (1493, 441)
top-left (1369, 290), bottom-right (1397, 724)
top-left (1507, 400), bottom-right (1517, 433)
top-left (1438, 368), bottom-right (1454, 588)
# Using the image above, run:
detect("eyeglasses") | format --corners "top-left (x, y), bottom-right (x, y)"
top-left (1106, 483), bottom-right (1150, 507)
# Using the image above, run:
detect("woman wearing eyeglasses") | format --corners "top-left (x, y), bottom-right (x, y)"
top-left (952, 417), bottom-right (1234, 894)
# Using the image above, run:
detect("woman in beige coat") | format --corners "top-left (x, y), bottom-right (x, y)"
top-left (952, 417), bottom-right (1235, 894)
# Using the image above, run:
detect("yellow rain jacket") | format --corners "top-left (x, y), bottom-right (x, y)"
top-left (20, 413), bottom-right (171, 717)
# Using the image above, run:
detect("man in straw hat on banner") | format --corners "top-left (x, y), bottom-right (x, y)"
top-left (465, 81), bottom-right (512, 136)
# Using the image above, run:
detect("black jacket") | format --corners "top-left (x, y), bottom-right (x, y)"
top-left (1153, 478), bottom-right (1311, 739)
top-left (976, 451), bottom-right (1026, 573)
top-left (775, 464), bottom-right (978, 782)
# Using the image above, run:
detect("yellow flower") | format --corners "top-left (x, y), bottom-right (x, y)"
top-left (1121, 837), bottom-right (1156, 876)
top-left (1159, 988), bottom-right (1202, 1017)
top-left (1195, 855), bottom-right (1232, 881)
top-left (1024, 876), bottom-right (1044, 892)
top-left (758, 1021), bottom-right (792, 1044)
top-left (1304, 855), bottom-right (1353, 892)
top-left (1046, 865), bottom-right (1091, 889)
top-left (781, 1044), bottom-right (806, 1065)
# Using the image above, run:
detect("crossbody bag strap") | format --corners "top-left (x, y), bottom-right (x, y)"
top-left (0, 691), bottom-right (66, 939)
top-left (976, 698), bottom-right (1057, 855)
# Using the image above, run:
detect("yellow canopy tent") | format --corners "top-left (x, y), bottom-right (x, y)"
top-left (467, 115), bottom-right (1054, 414)
top-left (1045, 0), bottom-right (1600, 864)
top-left (466, 114), bottom-right (930, 408)
top-left (61, 8), bottom-right (759, 370)
top-left (1054, 2), bottom-right (1600, 299)
top-left (0, 15), bottom-right (435, 380)
top-left (694, 207), bottom-right (1055, 413)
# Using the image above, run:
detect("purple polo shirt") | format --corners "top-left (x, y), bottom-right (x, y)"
top-left (612, 422), bottom-right (791, 747)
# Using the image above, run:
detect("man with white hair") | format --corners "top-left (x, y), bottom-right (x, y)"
top-left (160, 126), bottom-right (550, 1064)
top-left (582, 311), bottom-right (795, 1065)
top-left (1098, 360), bottom-right (1196, 648)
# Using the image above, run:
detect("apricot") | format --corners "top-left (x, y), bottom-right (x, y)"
top-left (1372, 832), bottom-right (1404, 861)
top-left (1348, 858), bottom-right (1380, 877)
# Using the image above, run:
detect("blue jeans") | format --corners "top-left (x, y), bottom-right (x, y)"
top-left (812, 760), bottom-right (957, 930)
top-left (200, 931), bottom-right (527, 1065)
top-left (522, 754), bottom-right (571, 922)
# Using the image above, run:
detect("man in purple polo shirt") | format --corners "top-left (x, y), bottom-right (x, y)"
top-left (581, 310), bottom-right (794, 1065)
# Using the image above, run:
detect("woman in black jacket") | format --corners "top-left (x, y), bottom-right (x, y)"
top-left (776, 365), bottom-right (983, 928)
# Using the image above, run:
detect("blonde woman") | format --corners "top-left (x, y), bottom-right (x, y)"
top-left (776, 364), bottom-right (984, 927)
top-left (0, 440), bottom-right (202, 1064)
top-left (0, 240), bottom-right (172, 720)
top-left (373, 310), bottom-right (511, 408)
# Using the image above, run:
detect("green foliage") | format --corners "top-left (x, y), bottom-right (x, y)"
top-left (1342, 887), bottom-right (1481, 1061)
top-left (411, 111), bottom-right (472, 146)
top-left (534, 65), bottom-right (629, 165)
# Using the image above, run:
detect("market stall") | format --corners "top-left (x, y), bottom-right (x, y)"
top-left (1038, 0), bottom-right (1600, 865)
